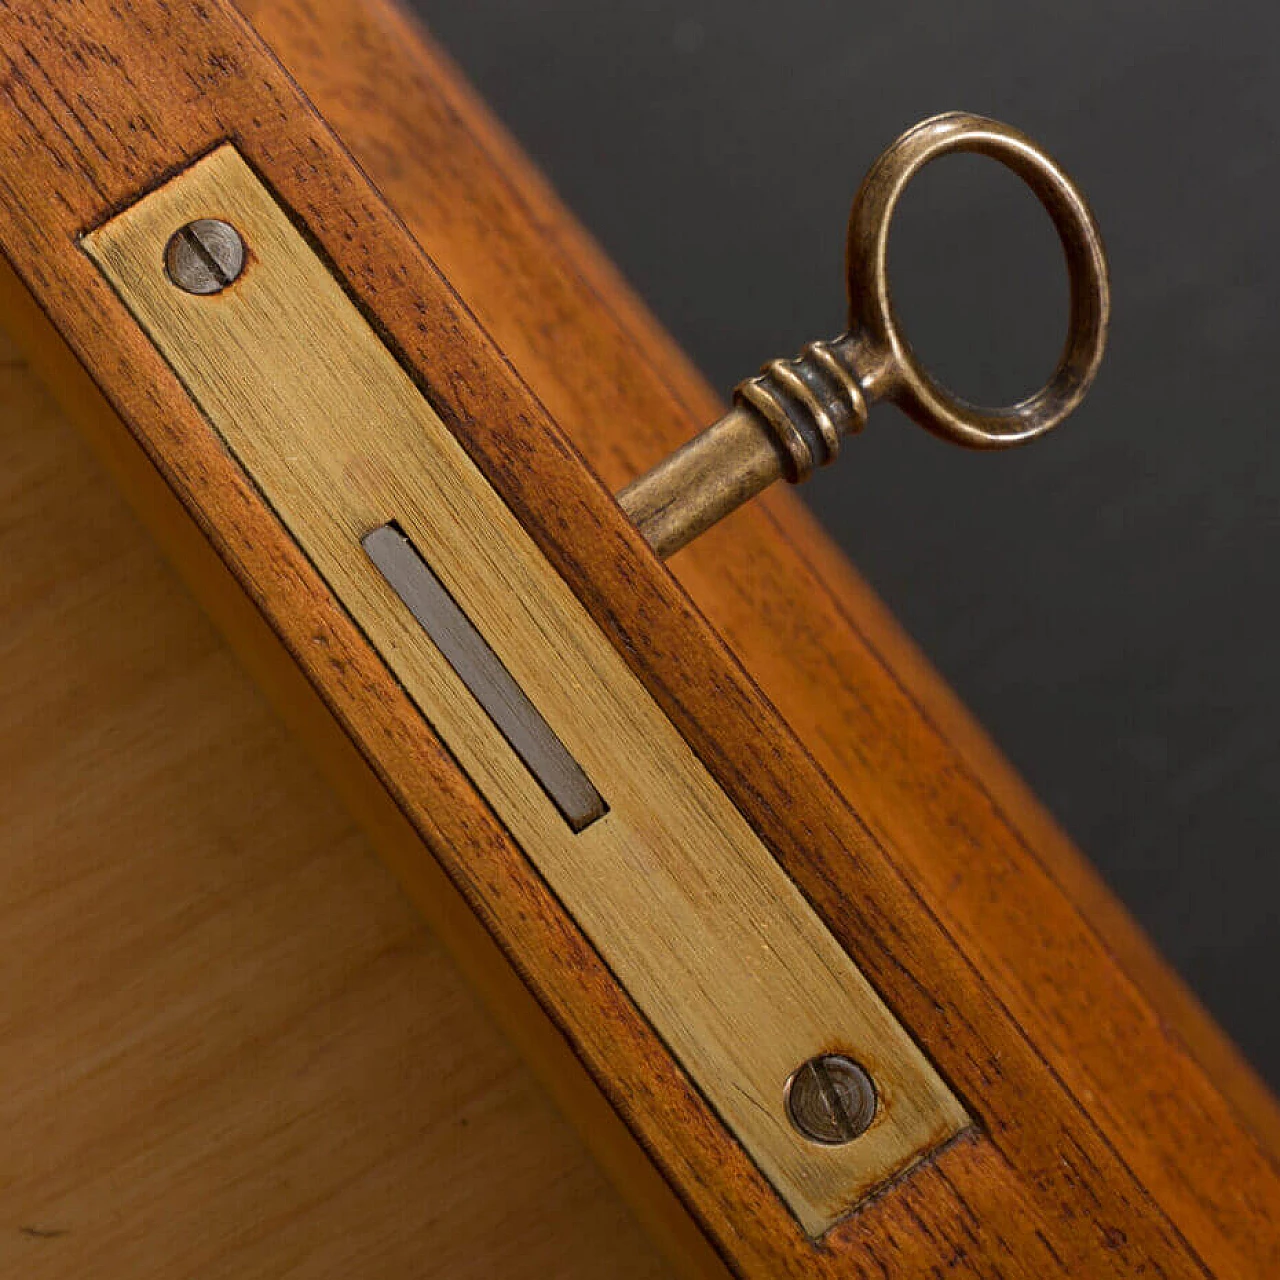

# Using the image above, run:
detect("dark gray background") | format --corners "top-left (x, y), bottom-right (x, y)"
top-left (412, 1), bottom-right (1280, 1084)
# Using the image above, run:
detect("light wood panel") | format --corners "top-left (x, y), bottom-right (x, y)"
top-left (0, 326), bottom-right (670, 1278)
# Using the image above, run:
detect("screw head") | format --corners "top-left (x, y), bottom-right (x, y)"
top-left (785, 1054), bottom-right (877, 1145)
top-left (164, 218), bottom-right (245, 295)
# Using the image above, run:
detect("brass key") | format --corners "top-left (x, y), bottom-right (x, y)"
top-left (618, 112), bottom-right (1110, 558)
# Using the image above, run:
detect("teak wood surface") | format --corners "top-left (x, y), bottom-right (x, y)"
top-left (1, 0), bottom-right (1279, 1276)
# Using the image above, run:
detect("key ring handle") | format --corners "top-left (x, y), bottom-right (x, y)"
top-left (845, 112), bottom-right (1110, 449)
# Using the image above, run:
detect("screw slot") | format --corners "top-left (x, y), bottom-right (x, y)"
top-left (164, 218), bottom-right (245, 295)
top-left (786, 1054), bottom-right (877, 1145)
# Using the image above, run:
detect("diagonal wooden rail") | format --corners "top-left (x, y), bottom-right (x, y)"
top-left (0, 0), bottom-right (1277, 1274)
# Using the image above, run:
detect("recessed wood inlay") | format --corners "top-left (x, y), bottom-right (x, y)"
top-left (83, 145), bottom-right (968, 1235)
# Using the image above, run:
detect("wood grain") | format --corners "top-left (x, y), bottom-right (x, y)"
top-left (244, 0), bottom-right (1280, 1245)
top-left (85, 143), bottom-right (966, 1233)
top-left (1, 0), bottom-right (1278, 1274)
top-left (0, 326), bottom-right (671, 1278)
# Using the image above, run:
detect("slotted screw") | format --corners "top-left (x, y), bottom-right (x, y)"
top-left (786, 1054), bottom-right (877, 1145)
top-left (164, 218), bottom-right (245, 295)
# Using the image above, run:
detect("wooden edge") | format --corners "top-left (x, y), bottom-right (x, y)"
top-left (3, 2), bottom-right (1274, 1271)
top-left (297, 0), bottom-right (1280, 1179)
top-left (0, 255), bottom-right (733, 1280)
top-left (766, 488), bottom-right (1280, 1161)
top-left (361, 14), bottom-right (1280, 1154)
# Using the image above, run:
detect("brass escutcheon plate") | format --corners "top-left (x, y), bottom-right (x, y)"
top-left (84, 146), bottom-right (968, 1235)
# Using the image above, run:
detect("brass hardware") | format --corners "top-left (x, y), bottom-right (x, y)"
top-left (163, 218), bottom-right (245, 294)
top-left (786, 1055), bottom-right (878, 1146)
top-left (85, 145), bottom-right (969, 1236)
top-left (617, 112), bottom-right (1111, 559)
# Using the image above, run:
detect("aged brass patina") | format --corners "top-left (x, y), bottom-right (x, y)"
top-left (617, 112), bottom-right (1111, 559)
